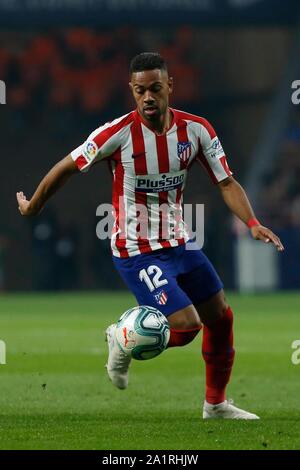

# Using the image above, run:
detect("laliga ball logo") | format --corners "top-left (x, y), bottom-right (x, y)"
top-left (116, 306), bottom-right (170, 360)
top-left (84, 141), bottom-right (98, 162)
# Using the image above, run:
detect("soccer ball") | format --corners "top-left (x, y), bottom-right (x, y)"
top-left (115, 305), bottom-right (170, 360)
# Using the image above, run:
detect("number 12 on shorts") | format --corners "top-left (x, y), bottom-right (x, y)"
top-left (139, 265), bottom-right (168, 292)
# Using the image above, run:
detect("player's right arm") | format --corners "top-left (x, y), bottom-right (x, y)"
top-left (16, 154), bottom-right (78, 216)
top-left (17, 113), bottom-right (133, 217)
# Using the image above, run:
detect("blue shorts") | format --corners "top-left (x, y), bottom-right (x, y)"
top-left (113, 241), bottom-right (223, 317)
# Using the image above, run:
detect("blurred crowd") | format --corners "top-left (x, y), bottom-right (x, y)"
top-left (0, 26), bottom-right (200, 134)
top-left (19, 209), bottom-right (124, 291)
top-left (260, 110), bottom-right (300, 228)
top-left (258, 111), bottom-right (300, 288)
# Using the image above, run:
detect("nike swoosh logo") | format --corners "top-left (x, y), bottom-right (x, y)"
top-left (132, 152), bottom-right (146, 159)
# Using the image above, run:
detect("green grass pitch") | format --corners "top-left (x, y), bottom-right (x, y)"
top-left (0, 291), bottom-right (299, 450)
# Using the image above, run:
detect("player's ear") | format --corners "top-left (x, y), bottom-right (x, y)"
top-left (168, 77), bottom-right (173, 94)
top-left (129, 81), bottom-right (133, 92)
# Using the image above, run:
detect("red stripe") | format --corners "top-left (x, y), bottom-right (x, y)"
top-left (112, 147), bottom-right (129, 258)
top-left (155, 134), bottom-right (172, 249)
top-left (220, 155), bottom-right (232, 177)
top-left (131, 121), bottom-right (151, 253)
top-left (75, 155), bottom-right (89, 170)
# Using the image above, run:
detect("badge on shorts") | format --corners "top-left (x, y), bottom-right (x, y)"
top-left (154, 290), bottom-right (168, 306)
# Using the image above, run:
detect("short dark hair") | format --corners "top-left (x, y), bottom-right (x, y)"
top-left (129, 52), bottom-right (168, 75)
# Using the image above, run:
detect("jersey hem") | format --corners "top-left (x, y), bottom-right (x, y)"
top-left (111, 236), bottom-right (189, 258)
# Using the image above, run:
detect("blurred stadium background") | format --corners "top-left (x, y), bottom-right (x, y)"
top-left (0, 0), bottom-right (299, 293)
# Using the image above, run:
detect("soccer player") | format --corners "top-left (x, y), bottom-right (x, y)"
top-left (17, 52), bottom-right (284, 420)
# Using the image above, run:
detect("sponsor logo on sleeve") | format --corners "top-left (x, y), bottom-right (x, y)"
top-left (207, 137), bottom-right (224, 159)
top-left (83, 141), bottom-right (98, 162)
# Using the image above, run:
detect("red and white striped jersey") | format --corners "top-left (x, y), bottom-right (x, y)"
top-left (71, 108), bottom-right (232, 258)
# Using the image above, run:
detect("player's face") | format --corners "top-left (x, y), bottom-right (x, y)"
top-left (129, 69), bottom-right (173, 123)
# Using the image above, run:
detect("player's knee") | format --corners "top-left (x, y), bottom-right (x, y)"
top-left (168, 307), bottom-right (202, 330)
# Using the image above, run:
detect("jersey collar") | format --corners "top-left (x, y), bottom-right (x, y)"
top-left (134, 107), bottom-right (176, 135)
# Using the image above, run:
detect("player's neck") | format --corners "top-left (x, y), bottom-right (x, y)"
top-left (139, 108), bottom-right (173, 135)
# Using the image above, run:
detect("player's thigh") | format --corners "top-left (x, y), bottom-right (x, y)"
top-left (112, 252), bottom-right (197, 322)
top-left (177, 248), bottom-right (224, 307)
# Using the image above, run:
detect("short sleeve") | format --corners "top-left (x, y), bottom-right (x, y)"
top-left (196, 118), bottom-right (232, 184)
top-left (70, 112), bottom-right (132, 173)
top-left (71, 137), bottom-right (101, 173)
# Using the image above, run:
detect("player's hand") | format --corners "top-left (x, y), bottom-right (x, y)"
top-left (250, 225), bottom-right (284, 252)
top-left (16, 191), bottom-right (35, 216)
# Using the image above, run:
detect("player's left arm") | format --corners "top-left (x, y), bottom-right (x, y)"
top-left (218, 176), bottom-right (284, 251)
top-left (197, 118), bottom-right (284, 252)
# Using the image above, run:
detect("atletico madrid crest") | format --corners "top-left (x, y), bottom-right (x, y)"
top-left (154, 290), bottom-right (168, 306)
top-left (177, 141), bottom-right (192, 164)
